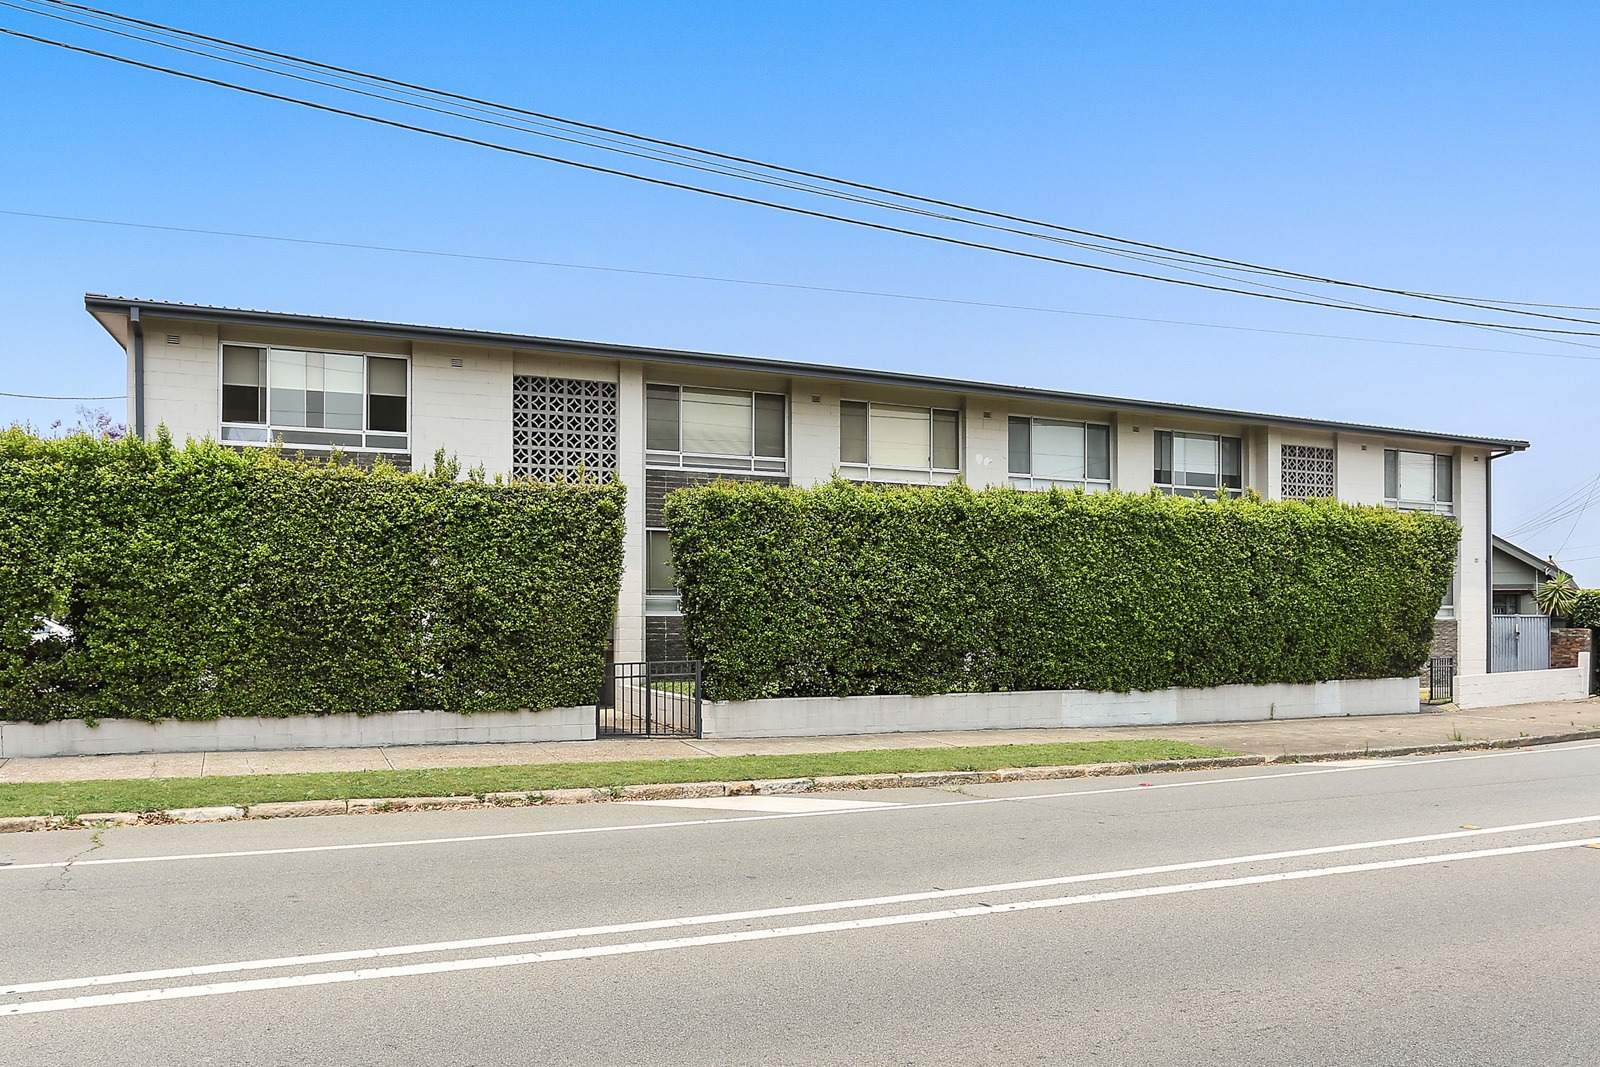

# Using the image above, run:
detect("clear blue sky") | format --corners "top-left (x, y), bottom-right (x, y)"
top-left (3, 2), bottom-right (1599, 577)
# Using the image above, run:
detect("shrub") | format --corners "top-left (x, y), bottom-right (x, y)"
top-left (663, 479), bottom-right (1459, 701)
top-left (0, 430), bottom-right (625, 722)
top-left (1568, 591), bottom-right (1600, 629)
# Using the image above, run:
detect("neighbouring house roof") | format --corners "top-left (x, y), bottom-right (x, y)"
top-left (84, 294), bottom-right (1531, 451)
top-left (1492, 535), bottom-right (1561, 581)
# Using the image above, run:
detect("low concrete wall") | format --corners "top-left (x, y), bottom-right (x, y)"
top-left (1455, 653), bottom-right (1592, 710)
top-left (700, 677), bottom-right (1418, 739)
top-left (0, 706), bottom-right (597, 758)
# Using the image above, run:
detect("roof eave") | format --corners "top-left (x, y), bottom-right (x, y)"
top-left (82, 294), bottom-right (1532, 452)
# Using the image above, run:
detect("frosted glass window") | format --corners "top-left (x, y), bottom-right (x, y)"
top-left (1032, 420), bottom-right (1086, 481)
top-left (681, 389), bottom-right (753, 456)
top-left (840, 401), bottom-right (869, 464)
top-left (870, 406), bottom-right (932, 468)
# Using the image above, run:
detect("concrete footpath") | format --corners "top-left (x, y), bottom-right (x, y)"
top-left (2, 698), bottom-right (1597, 784)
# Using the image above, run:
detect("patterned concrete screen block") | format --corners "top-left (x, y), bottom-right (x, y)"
top-left (1282, 444), bottom-right (1336, 500)
top-left (513, 375), bottom-right (619, 482)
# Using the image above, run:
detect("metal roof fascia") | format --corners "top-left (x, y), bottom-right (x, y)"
top-left (82, 295), bottom-right (1531, 451)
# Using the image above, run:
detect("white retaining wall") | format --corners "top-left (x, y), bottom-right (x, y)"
top-left (700, 676), bottom-right (1418, 739)
top-left (1454, 653), bottom-right (1592, 710)
top-left (0, 706), bottom-right (597, 758)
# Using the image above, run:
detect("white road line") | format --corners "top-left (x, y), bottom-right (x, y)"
top-left (633, 796), bottom-right (898, 812)
top-left (3, 741), bottom-right (1596, 874)
top-left (4, 811), bottom-right (1597, 998)
top-left (5, 834), bottom-right (1594, 1017)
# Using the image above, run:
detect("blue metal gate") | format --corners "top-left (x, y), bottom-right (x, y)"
top-left (1490, 614), bottom-right (1549, 673)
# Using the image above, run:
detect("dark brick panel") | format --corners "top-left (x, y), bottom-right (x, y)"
top-left (1551, 627), bottom-right (1592, 670)
top-left (646, 615), bottom-right (689, 662)
top-left (645, 468), bottom-right (789, 527)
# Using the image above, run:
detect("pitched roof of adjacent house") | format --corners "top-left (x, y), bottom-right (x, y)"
top-left (85, 294), bottom-right (1531, 451)
top-left (1492, 535), bottom-right (1561, 580)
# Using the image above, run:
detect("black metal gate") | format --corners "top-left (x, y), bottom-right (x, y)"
top-left (1424, 656), bottom-right (1455, 705)
top-left (598, 660), bottom-right (702, 737)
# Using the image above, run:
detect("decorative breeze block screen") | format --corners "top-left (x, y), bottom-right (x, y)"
top-left (513, 375), bottom-right (619, 481)
top-left (1281, 444), bottom-right (1336, 500)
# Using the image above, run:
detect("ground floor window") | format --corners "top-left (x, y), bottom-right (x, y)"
top-left (646, 529), bottom-right (680, 615)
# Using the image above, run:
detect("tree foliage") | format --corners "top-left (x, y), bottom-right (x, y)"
top-left (664, 479), bottom-right (1459, 702)
top-left (0, 429), bottom-right (624, 722)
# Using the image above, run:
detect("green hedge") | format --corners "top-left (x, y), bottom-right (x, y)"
top-left (0, 430), bottom-right (625, 722)
top-left (664, 480), bottom-right (1459, 701)
top-left (1569, 591), bottom-right (1600, 629)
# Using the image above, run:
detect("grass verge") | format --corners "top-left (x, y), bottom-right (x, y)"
top-left (0, 739), bottom-right (1233, 818)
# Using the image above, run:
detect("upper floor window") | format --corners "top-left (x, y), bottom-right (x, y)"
top-left (1008, 417), bottom-right (1110, 491)
top-left (1155, 430), bottom-right (1242, 497)
top-left (220, 345), bottom-right (409, 451)
top-left (1384, 449), bottom-right (1453, 513)
top-left (839, 401), bottom-right (960, 476)
top-left (646, 384), bottom-right (786, 472)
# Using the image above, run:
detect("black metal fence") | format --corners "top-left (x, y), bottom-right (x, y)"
top-left (1424, 656), bottom-right (1455, 705)
top-left (598, 660), bottom-right (702, 737)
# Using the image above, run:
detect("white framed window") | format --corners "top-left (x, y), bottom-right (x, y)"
top-left (646, 384), bottom-right (786, 472)
top-left (219, 344), bottom-right (409, 452)
top-left (645, 529), bottom-right (679, 615)
top-left (1007, 417), bottom-right (1111, 491)
top-left (839, 401), bottom-right (960, 480)
top-left (1155, 430), bottom-right (1243, 497)
top-left (1384, 449), bottom-right (1454, 514)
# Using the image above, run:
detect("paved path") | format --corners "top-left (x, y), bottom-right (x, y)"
top-left (0, 698), bottom-right (1596, 784)
top-left (2, 739), bottom-right (1597, 1064)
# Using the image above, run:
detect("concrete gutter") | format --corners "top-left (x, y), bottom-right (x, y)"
top-left (3, 728), bottom-right (1595, 834)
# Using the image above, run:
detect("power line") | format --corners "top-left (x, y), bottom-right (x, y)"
top-left (1, 390), bottom-right (124, 399)
top-left (10, 24), bottom-right (1600, 343)
top-left (24, 0), bottom-right (1600, 325)
top-left (10, 206), bottom-right (1600, 364)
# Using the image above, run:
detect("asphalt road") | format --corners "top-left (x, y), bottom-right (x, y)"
top-left (3, 742), bottom-right (1599, 1065)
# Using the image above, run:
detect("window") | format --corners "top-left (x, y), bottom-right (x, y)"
top-left (1384, 449), bottom-right (1453, 513)
top-left (1492, 591), bottom-right (1522, 616)
top-left (646, 529), bottom-right (680, 615)
top-left (1155, 431), bottom-right (1242, 496)
top-left (1007, 417), bottom-right (1110, 491)
top-left (219, 345), bottom-right (409, 451)
top-left (839, 401), bottom-right (959, 477)
top-left (647, 384), bottom-right (786, 472)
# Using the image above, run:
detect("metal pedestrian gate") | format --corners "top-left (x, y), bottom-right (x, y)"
top-left (1424, 657), bottom-right (1455, 705)
top-left (598, 660), bottom-right (702, 737)
top-left (1490, 615), bottom-right (1550, 674)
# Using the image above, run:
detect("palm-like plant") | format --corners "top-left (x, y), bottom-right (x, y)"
top-left (1534, 570), bottom-right (1580, 617)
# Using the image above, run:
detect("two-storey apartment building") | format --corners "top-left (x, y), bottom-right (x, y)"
top-left (85, 295), bottom-right (1528, 678)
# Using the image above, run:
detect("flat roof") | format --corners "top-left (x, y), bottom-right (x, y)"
top-left (85, 294), bottom-right (1530, 451)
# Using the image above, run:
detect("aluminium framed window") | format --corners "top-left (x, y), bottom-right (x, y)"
top-left (218, 343), bottom-right (410, 452)
top-left (1007, 416), bottom-right (1111, 491)
top-left (1154, 430), bottom-right (1243, 497)
top-left (1384, 449), bottom-right (1454, 514)
top-left (646, 384), bottom-right (787, 473)
top-left (838, 401), bottom-right (960, 481)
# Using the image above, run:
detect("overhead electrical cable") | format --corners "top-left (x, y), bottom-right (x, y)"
top-left (23, 0), bottom-right (1600, 323)
top-left (9, 0), bottom-right (1600, 329)
top-left (10, 24), bottom-right (1600, 342)
top-left (11, 207), bottom-right (1600, 365)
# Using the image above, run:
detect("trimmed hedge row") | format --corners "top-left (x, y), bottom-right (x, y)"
top-left (0, 430), bottom-right (625, 722)
top-left (664, 479), bottom-right (1459, 702)
top-left (1569, 591), bottom-right (1600, 629)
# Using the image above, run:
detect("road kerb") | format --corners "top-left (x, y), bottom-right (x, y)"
top-left (3, 729), bottom-right (1596, 833)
